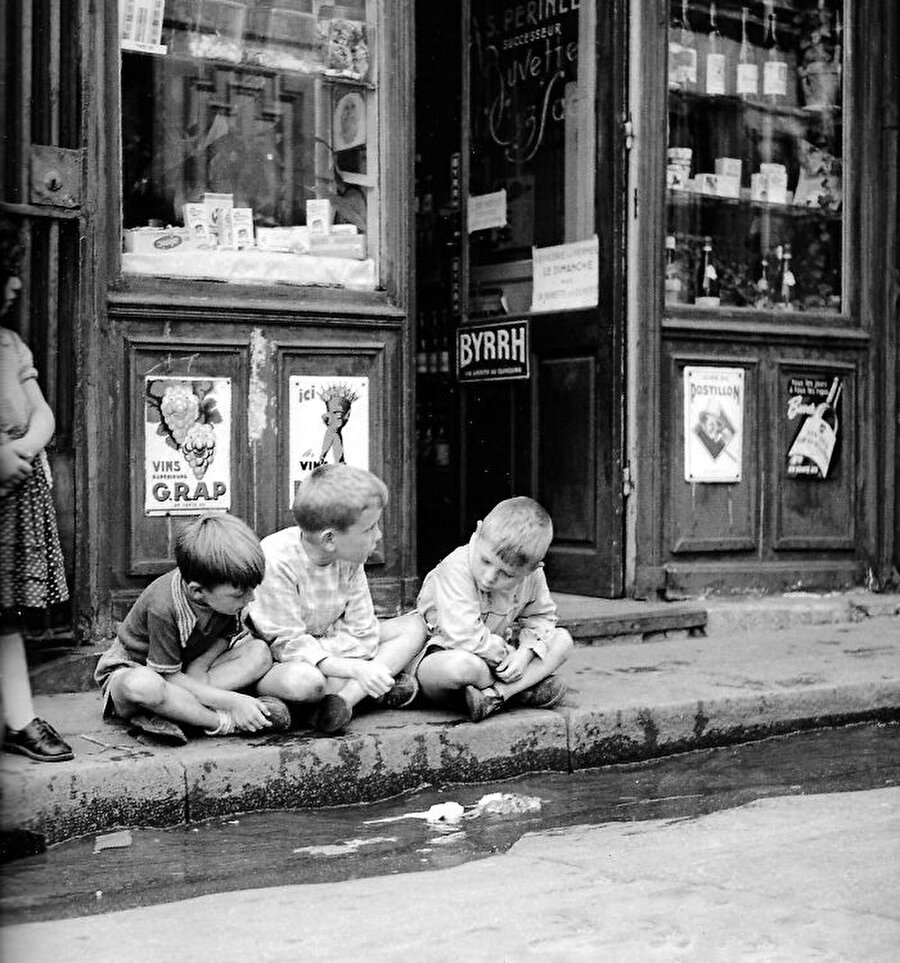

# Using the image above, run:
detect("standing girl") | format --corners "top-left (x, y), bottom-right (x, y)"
top-left (0, 217), bottom-right (73, 761)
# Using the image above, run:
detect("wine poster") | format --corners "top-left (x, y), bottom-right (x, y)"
top-left (288, 375), bottom-right (370, 506)
top-left (144, 376), bottom-right (232, 515)
top-left (683, 366), bottom-right (744, 483)
top-left (786, 374), bottom-right (843, 479)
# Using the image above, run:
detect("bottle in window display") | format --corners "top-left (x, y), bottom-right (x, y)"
top-left (754, 254), bottom-right (772, 309)
top-left (774, 244), bottom-right (795, 309)
top-left (736, 6), bottom-right (759, 98)
top-left (695, 236), bottom-right (721, 308)
top-left (705, 2), bottom-right (726, 96)
top-left (665, 234), bottom-right (684, 304)
top-left (762, 5), bottom-right (787, 99)
top-left (668, 0), bottom-right (697, 90)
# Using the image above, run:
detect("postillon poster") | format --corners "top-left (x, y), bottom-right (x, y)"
top-left (683, 366), bottom-right (744, 483)
top-left (288, 375), bottom-right (370, 506)
top-left (144, 376), bottom-right (232, 515)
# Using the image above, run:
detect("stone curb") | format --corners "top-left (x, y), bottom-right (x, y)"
top-left (4, 681), bottom-right (899, 846)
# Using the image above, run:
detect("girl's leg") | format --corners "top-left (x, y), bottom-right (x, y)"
top-left (108, 666), bottom-right (220, 730)
top-left (0, 631), bottom-right (36, 730)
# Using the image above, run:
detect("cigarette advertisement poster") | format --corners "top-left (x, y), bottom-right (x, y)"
top-left (531, 235), bottom-right (599, 313)
top-left (786, 373), bottom-right (843, 479)
top-left (289, 376), bottom-right (369, 505)
top-left (144, 376), bottom-right (232, 515)
top-left (683, 366), bottom-right (744, 483)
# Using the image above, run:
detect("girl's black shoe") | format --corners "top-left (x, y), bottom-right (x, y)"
top-left (2, 718), bottom-right (74, 762)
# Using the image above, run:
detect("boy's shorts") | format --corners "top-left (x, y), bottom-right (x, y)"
top-left (94, 634), bottom-right (256, 719)
top-left (94, 638), bottom-right (142, 719)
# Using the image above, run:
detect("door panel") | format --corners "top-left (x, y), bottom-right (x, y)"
top-left (462, 0), bottom-right (625, 596)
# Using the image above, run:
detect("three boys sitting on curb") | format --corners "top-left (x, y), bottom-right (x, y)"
top-left (95, 465), bottom-right (573, 739)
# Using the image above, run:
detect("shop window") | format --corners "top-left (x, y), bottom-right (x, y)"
top-left (119, 0), bottom-right (378, 290)
top-left (468, 0), bottom-right (598, 316)
top-left (665, 0), bottom-right (844, 314)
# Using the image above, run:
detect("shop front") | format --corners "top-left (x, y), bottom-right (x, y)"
top-left (3, 1), bottom-right (417, 638)
top-left (2, 1), bottom-right (897, 642)
top-left (415, 0), bottom-right (898, 598)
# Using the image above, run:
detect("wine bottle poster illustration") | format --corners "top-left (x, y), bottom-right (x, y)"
top-left (786, 374), bottom-right (843, 479)
top-left (684, 366), bottom-right (744, 483)
top-left (288, 375), bottom-right (369, 506)
top-left (144, 376), bottom-right (232, 515)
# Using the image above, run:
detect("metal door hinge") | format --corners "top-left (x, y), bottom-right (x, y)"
top-left (30, 145), bottom-right (83, 209)
top-left (622, 114), bottom-right (635, 152)
top-left (622, 464), bottom-right (634, 498)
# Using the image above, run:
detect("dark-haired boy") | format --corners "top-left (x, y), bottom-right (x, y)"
top-left (94, 513), bottom-right (285, 740)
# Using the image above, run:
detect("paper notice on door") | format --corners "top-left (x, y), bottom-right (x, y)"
top-left (530, 236), bottom-right (599, 313)
top-left (467, 190), bottom-right (507, 233)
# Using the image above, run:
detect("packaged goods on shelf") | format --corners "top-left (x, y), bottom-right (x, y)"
top-left (256, 226), bottom-right (311, 254)
top-left (222, 208), bottom-right (255, 250)
top-left (751, 173), bottom-right (787, 205)
top-left (183, 203), bottom-right (214, 246)
top-left (695, 172), bottom-right (741, 199)
top-left (201, 192), bottom-right (234, 245)
top-left (306, 199), bottom-right (334, 236)
top-left (309, 233), bottom-right (367, 260)
top-left (123, 227), bottom-right (207, 254)
top-left (714, 158), bottom-right (742, 179)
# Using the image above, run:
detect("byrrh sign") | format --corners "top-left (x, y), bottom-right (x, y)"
top-left (456, 318), bottom-right (530, 383)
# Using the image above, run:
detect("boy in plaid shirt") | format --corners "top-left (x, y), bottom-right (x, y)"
top-left (248, 465), bottom-right (426, 733)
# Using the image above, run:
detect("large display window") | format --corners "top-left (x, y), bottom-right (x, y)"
top-left (665, 0), bottom-right (844, 314)
top-left (119, 0), bottom-right (379, 290)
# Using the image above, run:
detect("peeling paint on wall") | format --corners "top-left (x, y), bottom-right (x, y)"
top-left (248, 328), bottom-right (274, 442)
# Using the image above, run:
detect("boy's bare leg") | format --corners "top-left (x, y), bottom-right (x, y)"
top-left (203, 637), bottom-right (273, 692)
top-left (108, 666), bottom-right (220, 730)
top-left (416, 649), bottom-right (494, 703)
top-left (492, 628), bottom-right (574, 701)
top-left (336, 612), bottom-right (427, 709)
top-left (257, 660), bottom-right (327, 704)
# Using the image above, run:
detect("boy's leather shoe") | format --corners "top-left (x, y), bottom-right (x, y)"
top-left (374, 671), bottom-right (419, 710)
top-left (513, 675), bottom-right (567, 710)
top-left (313, 694), bottom-right (353, 734)
top-left (464, 684), bottom-right (505, 723)
top-left (257, 695), bottom-right (292, 731)
top-left (2, 718), bottom-right (74, 762)
top-left (128, 711), bottom-right (188, 744)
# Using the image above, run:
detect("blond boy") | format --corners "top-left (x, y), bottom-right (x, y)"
top-left (416, 496), bottom-right (573, 721)
top-left (249, 464), bottom-right (426, 733)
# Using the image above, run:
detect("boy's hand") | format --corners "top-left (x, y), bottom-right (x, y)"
top-left (494, 646), bottom-right (534, 683)
top-left (481, 637), bottom-right (512, 668)
top-left (351, 660), bottom-right (395, 698)
top-left (225, 693), bottom-right (273, 732)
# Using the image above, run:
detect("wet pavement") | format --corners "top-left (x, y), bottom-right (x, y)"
top-left (3, 613), bottom-right (900, 846)
top-left (2, 721), bottom-right (898, 927)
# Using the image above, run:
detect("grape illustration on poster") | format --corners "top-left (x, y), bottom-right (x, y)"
top-left (144, 376), bottom-right (232, 515)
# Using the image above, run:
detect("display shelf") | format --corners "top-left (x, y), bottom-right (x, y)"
top-left (667, 188), bottom-right (841, 222)
top-left (669, 87), bottom-right (842, 121)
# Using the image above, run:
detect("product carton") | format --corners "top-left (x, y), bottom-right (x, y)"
top-left (309, 233), bottom-right (367, 260)
top-left (306, 199), bottom-right (333, 236)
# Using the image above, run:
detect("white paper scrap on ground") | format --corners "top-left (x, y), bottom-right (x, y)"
top-left (93, 830), bottom-right (133, 854)
top-left (363, 801), bottom-right (465, 826)
top-left (469, 793), bottom-right (543, 817)
top-left (292, 836), bottom-right (397, 857)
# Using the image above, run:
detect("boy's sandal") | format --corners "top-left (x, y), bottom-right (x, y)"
top-left (464, 684), bottom-right (505, 723)
top-left (257, 695), bottom-right (292, 731)
top-left (313, 694), bottom-right (353, 734)
top-left (512, 674), bottom-right (568, 710)
top-left (374, 671), bottom-right (420, 710)
top-left (129, 711), bottom-right (188, 745)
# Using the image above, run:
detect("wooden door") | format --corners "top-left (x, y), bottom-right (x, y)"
top-left (460, 0), bottom-right (626, 596)
top-left (1, 1), bottom-right (84, 634)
